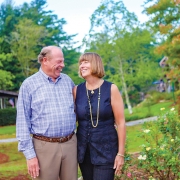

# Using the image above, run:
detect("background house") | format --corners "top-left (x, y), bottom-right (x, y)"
top-left (0, 90), bottom-right (18, 109)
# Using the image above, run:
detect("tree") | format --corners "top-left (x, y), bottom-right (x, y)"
top-left (84, 0), bottom-right (160, 113)
top-left (10, 18), bottom-right (46, 77)
top-left (144, 0), bottom-right (180, 88)
top-left (0, 1), bottom-right (25, 90)
top-left (0, 0), bottom-right (80, 89)
top-left (84, 0), bottom-right (140, 114)
top-left (0, 0), bottom-right (20, 53)
top-left (0, 53), bottom-right (14, 90)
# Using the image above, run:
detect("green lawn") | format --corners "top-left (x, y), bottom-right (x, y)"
top-left (0, 142), bottom-right (29, 179)
top-left (0, 125), bottom-right (16, 139)
top-left (125, 101), bottom-right (174, 121)
top-left (126, 124), bottom-right (144, 153)
top-left (0, 142), bottom-right (82, 179)
top-left (0, 101), bottom-right (175, 139)
top-left (0, 101), bottom-right (176, 179)
top-left (0, 124), bottom-right (144, 179)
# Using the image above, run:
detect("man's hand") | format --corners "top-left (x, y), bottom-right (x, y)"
top-left (27, 157), bottom-right (40, 178)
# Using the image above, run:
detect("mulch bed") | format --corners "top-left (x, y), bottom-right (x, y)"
top-left (0, 153), bottom-right (30, 180)
top-left (120, 152), bottom-right (151, 180)
top-left (0, 153), bottom-right (9, 164)
top-left (0, 174), bottom-right (30, 180)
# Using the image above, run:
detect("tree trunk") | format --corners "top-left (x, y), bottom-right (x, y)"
top-left (119, 60), bottom-right (133, 114)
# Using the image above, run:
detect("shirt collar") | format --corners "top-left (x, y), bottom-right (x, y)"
top-left (39, 68), bottom-right (61, 83)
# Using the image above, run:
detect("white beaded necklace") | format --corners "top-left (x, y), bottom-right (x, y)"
top-left (86, 87), bottom-right (101, 128)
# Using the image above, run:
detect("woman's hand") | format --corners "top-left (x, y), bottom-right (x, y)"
top-left (113, 155), bottom-right (124, 176)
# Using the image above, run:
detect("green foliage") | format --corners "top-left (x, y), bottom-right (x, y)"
top-left (0, 0), bottom-right (80, 90)
top-left (175, 89), bottom-right (180, 97)
top-left (0, 52), bottom-right (15, 90)
top-left (0, 69), bottom-right (14, 90)
top-left (89, 0), bottom-right (138, 39)
top-left (125, 101), bottom-right (173, 121)
top-left (10, 18), bottom-right (46, 77)
top-left (142, 91), bottom-right (173, 106)
top-left (0, 108), bottom-right (16, 126)
top-left (137, 108), bottom-right (180, 179)
top-left (144, 0), bottom-right (180, 83)
top-left (84, 0), bottom-right (162, 114)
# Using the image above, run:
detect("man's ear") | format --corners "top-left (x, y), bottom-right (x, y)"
top-left (42, 57), bottom-right (48, 65)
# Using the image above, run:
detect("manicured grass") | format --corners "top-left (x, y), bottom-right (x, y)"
top-left (0, 100), bottom-right (177, 179)
top-left (0, 124), bottom-right (144, 179)
top-left (0, 142), bottom-right (82, 179)
top-left (0, 101), bottom-right (175, 139)
top-left (0, 142), bottom-right (29, 179)
top-left (126, 124), bottom-right (144, 153)
top-left (0, 125), bottom-right (16, 139)
top-left (125, 101), bottom-right (173, 121)
top-left (0, 126), bottom-right (145, 153)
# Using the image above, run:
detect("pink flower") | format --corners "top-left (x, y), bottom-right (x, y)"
top-left (127, 172), bottom-right (131, 178)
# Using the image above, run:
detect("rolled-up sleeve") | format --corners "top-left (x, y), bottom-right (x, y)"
top-left (16, 82), bottom-right (36, 159)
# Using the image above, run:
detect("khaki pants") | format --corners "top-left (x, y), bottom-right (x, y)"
top-left (32, 134), bottom-right (78, 180)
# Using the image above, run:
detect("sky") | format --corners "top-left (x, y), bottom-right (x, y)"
top-left (0, 0), bottom-right (149, 47)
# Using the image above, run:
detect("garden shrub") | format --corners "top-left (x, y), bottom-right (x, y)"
top-left (175, 90), bottom-right (180, 115)
top-left (137, 108), bottom-right (180, 180)
top-left (142, 91), bottom-right (172, 107)
top-left (175, 90), bottom-right (180, 97)
top-left (0, 108), bottom-right (16, 126)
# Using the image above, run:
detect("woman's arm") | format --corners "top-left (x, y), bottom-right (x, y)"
top-left (111, 84), bottom-right (126, 175)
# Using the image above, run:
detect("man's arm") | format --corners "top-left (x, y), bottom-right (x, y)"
top-left (16, 82), bottom-right (40, 178)
top-left (16, 82), bottom-right (36, 159)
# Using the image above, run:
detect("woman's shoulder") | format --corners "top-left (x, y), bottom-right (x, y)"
top-left (76, 82), bottom-right (86, 92)
top-left (103, 80), bottom-right (113, 88)
top-left (77, 81), bottom-right (85, 88)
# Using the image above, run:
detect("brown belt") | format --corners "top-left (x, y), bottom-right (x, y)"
top-left (33, 132), bottom-right (74, 143)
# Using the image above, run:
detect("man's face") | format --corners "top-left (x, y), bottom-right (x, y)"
top-left (43, 48), bottom-right (65, 81)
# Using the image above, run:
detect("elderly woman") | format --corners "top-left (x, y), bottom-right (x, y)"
top-left (73, 52), bottom-right (126, 180)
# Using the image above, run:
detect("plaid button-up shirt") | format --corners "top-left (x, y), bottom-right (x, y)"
top-left (16, 68), bottom-right (76, 159)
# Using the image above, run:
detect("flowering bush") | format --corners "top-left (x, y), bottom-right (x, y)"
top-left (137, 108), bottom-right (180, 180)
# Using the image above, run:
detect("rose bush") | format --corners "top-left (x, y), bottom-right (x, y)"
top-left (137, 108), bottom-right (180, 180)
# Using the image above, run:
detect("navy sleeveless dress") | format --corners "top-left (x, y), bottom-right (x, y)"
top-left (75, 80), bottom-right (118, 165)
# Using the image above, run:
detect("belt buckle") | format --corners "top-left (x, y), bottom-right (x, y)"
top-left (59, 137), bottom-right (63, 143)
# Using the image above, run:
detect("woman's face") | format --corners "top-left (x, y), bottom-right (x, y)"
top-left (79, 60), bottom-right (92, 78)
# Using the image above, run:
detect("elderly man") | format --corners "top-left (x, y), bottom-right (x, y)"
top-left (16, 46), bottom-right (77, 180)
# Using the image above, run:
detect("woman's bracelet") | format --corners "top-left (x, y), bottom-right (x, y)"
top-left (117, 153), bottom-right (125, 157)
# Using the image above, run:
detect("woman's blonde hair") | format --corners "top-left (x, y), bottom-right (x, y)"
top-left (78, 52), bottom-right (105, 78)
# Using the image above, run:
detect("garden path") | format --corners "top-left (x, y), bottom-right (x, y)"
top-left (0, 116), bottom-right (157, 143)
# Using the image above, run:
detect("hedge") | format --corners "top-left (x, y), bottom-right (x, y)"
top-left (0, 108), bottom-right (16, 126)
